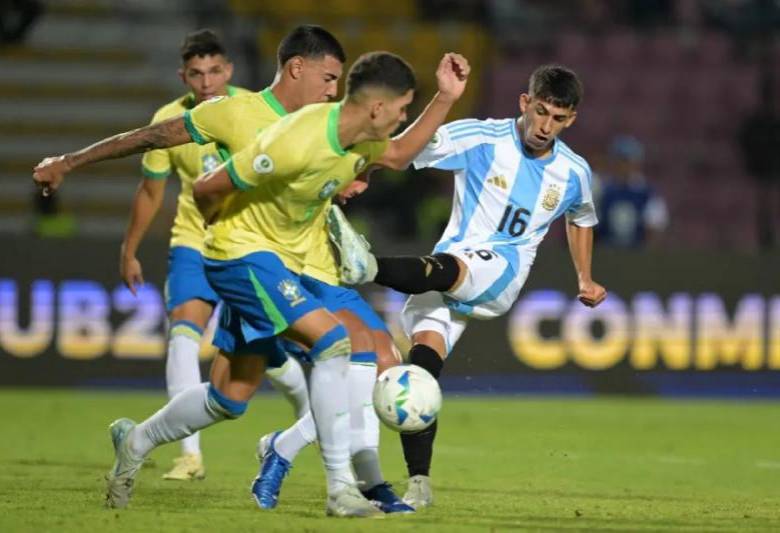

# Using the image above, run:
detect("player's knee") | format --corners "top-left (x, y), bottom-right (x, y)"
top-left (374, 331), bottom-right (402, 374)
top-left (309, 324), bottom-right (351, 362)
top-left (409, 343), bottom-right (445, 380)
top-left (337, 311), bottom-right (375, 353)
top-left (431, 253), bottom-right (462, 291)
top-left (206, 383), bottom-right (248, 419)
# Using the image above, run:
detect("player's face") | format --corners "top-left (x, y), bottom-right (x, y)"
top-left (372, 89), bottom-right (414, 138)
top-left (299, 54), bottom-right (343, 104)
top-left (180, 54), bottom-right (233, 103)
top-left (518, 94), bottom-right (577, 154)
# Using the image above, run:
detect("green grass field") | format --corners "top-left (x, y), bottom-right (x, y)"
top-left (1, 389), bottom-right (779, 532)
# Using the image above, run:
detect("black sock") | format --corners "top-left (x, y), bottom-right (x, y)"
top-left (375, 253), bottom-right (460, 294)
top-left (401, 421), bottom-right (437, 477)
top-left (400, 344), bottom-right (444, 477)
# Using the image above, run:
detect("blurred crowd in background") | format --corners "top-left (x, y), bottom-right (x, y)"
top-left (1, 0), bottom-right (778, 251)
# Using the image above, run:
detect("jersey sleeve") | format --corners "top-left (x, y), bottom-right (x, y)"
top-left (565, 165), bottom-right (599, 227)
top-left (225, 126), bottom-right (305, 191)
top-left (413, 119), bottom-right (497, 171)
top-left (183, 95), bottom-right (237, 145)
top-left (366, 139), bottom-right (389, 165)
top-left (141, 110), bottom-right (172, 179)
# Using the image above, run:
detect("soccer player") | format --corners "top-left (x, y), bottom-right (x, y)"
top-left (189, 50), bottom-right (468, 516)
top-left (32, 25), bottom-right (428, 513)
top-left (34, 48), bottom-right (469, 515)
top-left (121, 28), bottom-right (248, 481)
top-left (329, 64), bottom-right (608, 508)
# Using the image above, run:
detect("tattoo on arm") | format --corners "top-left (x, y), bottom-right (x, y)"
top-left (66, 117), bottom-right (190, 169)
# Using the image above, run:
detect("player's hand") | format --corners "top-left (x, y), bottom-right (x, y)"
top-left (33, 155), bottom-right (71, 196)
top-left (435, 53), bottom-right (470, 104)
top-left (336, 179), bottom-right (369, 205)
top-left (578, 279), bottom-right (607, 308)
top-left (120, 255), bottom-right (144, 296)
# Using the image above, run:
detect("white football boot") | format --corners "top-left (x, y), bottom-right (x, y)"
top-left (327, 205), bottom-right (377, 285)
top-left (403, 475), bottom-right (433, 509)
top-left (105, 418), bottom-right (144, 508)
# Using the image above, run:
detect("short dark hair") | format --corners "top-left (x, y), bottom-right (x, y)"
top-left (528, 64), bottom-right (583, 109)
top-left (180, 29), bottom-right (227, 62)
top-left (277, 25), bottom-right (346, 67)
top-left (346, 52), bottom-right (416, 98)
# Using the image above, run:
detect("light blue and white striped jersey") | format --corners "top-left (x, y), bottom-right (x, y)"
top-left (412, 117), bottom-right (597, 318)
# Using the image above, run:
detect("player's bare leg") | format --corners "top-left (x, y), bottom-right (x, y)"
top-left (374, 329), bottom-right (403, 376)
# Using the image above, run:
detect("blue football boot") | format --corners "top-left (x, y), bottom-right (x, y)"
top-left (250, 431), bottom-right (292, 509)
top-left (362, 482), bottom-right (416, 513)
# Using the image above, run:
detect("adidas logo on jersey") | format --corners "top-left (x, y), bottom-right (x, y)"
top-left (487, 175), bottom-right (508, 190)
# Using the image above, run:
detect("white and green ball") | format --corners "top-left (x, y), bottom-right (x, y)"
top-left (373, 364), bottom-right (442, 433)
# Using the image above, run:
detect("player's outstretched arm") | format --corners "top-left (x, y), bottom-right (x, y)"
top-left (193, 165), bottom-right (235, 224)
top-left (566, 221), bottom-right (607, 308)
top-left (120, 178), bottom-right (166, 296)
top-left (32, 116), bottom-right (191, 195)
top-left (377, 53), bottom-right (470, 170)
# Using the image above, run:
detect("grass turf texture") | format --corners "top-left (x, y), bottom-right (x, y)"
top-left (1, 389), bottom-right (778, 532)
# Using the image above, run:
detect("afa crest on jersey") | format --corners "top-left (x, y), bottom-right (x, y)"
top-left (318, 179), bottom-right (340, 200)
top-left (278, 279), bottom-right (306, 307)
top-left (542, 185), bottom-right (561, 211)
top-left (201, 154), bottom-right (220, 173)
top-left (428, 132), bottom-right (443, 149)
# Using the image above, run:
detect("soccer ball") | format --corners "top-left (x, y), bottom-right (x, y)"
top-left (373, 364), bottom-right (442, 432)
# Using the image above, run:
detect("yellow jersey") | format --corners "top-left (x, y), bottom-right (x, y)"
top-left (203, 102), bottom-right (387, 276)
top-left (141, 85), bottom-right (249, 252)
top-left (184, 88), bottom-right (348, 284)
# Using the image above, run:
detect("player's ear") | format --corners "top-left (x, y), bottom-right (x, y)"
top-left (223, 61), bottom-right (234, 82)
top-left (519, 93), bottom-right (530, 114)
top-left (564, 111), bottom-right (577, 128)
top-left (369, 99), bottom-right (384, 120)
top-left (288, 56), bottom-right (304, 80)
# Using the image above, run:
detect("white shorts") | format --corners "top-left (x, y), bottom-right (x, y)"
top-left (400, 291), bottom-right (469, 356)
top-left (441, 246), bottom-right (530, 319)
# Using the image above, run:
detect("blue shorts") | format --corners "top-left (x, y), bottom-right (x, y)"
top-left (300, 275), bottom-right (389, 334)
top-left (165, 246), bottom-right (219, 313)
top-left (212, 306), bottom-right (288, 367)
top-left (205, 251), bottom-right (321, 354)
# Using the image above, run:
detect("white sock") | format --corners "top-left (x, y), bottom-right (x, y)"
top-left (129, 383), bottom-right (223, 458)
top-left (272, 410), bottom-right (317, 462)
top-left (348, 363), bottom-right (384, 490)
top-left (266, 357), bottom-right (310, 419)
top-left (309, 354), bottom-right (355, 493)
top-left (166, 329), bottom-right (203, 455)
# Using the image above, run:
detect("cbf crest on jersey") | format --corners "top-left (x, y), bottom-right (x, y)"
top-left (278, 279), bottom-right (306, 307)
top-left (318, 178), bottom-right (340, 200)
top-left (542, 184), bottom-right (561, 211)
top-left (253, 154), bottom-right (274, 174)
top-left (201, 154), bottom-right (220, 173)
top-left (354, 156), bottom-right (367, 174)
